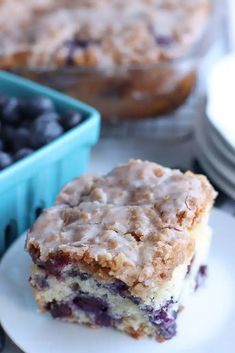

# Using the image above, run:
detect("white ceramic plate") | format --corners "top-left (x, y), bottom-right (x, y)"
top-left (206, 118), bottom-right (235, 165)
top-left (207, 54), bottom-right (235, 151)
top-left (1, 209), bottom-right (235, 353)
top-left (195, 116), bottom-right (235, 199)
top-left (195, 115), bottom-right (235, 186)
top-left (195, 140), bottom-right (235, 200)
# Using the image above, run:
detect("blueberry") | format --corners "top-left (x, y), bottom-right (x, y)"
top-left (0, 151), bottom-right (13, 170)
top-left (143, 299), bottom-right (177, 340)
top-left (36, 112), bottom-right (60, 123)
top-left (74, 38), bottom-right (90, 49)
top-left (20, 120), bottom-right (32, 129)
top-left (71, 283), bottom-right (80, 292)
top-left (155, 318), bottom-right (177, 340)
top-left (11, 127), bottom-right (30, 152)
top-left (14, 147), bottom-right (34, 161)
top-left (42, 121), bottom-right (64, 144)
top-left (0, 95), bottom-right (7, 112)
top-left (67, 269), bottom-right (91, 280)
top-left (2, 125), bottom-right (14, 140)
top-left (155, 35), bottom-right (174, 47)
top-left (48, 301), bottom-right (72, 318)
top-left (73, 295), bottom-right (112, 327)
top-left (0, 325), bottom-right (5, 352)
top-left (108, 280), bottom-right (128, 295)
top-left (67, 269), bottom-right (80, 278)
top-left (0, 139), bottom-right (4, 151)
top-left (44, 252), bottom-right (70, 277)
top-left (64, 39), bottom-right (90, 65)
top-left (30, 119), bottom-right (64, 148)
top-left (96, 312), bottom-right (112, 327)
top-left (105, 279), bottom-right (141, 304)
top-left (1, 97), bottom-right (21, 125)
top-left (24, 96), bottom-right (55, 119)
top-left (61, 111), bottom-right (84, 130)
top-left (129, 295), bottom-right (141, 305)
top-left (68, 269), bottom-right (90, 280)
top-left (73, 296), bottom-right (108, 315)
top-left (1, 125), bottom-right (15, 149)
top-left (79, 272), bottom-right (90, 281)
top-left (186, 264), bottom-right (191, 275)
top-left (195, 265), bottom-right (208, 290)
top-left (33, 275), bottom-right (48, 290)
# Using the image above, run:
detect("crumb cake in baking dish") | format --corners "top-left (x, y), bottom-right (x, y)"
top-left (0, 0), bottom-right (213, 119)
top-left (26, 160), bottom-right (217, 341)
top-left (0, 0), bottom-right (211, 68)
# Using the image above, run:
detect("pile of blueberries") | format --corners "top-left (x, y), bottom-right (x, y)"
top-left (0, 325), bottom-right (5, 352)
top-left (0, 95), bottom-right (85, 171)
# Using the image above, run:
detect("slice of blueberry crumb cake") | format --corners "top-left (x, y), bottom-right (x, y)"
top-left (26, 159), bottom-right (217, 341)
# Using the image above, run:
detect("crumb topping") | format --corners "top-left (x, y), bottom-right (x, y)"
top-left (0, 0), bottom-right (211, 69)
top-left (26, 160), bottom-right (216, 294)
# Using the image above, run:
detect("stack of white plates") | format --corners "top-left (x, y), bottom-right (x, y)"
top-left (195, 55), bottom-right (235, 199)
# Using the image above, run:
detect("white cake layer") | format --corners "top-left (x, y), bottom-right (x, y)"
top-left (31, 214), bottom-right (211, 315)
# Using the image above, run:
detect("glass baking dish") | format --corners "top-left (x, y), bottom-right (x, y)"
top-left (1, 0), bottom-right (220, 122)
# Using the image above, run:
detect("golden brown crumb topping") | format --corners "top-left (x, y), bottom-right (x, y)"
top-left (0, 0), bottom-right (210, 68)
top-left (26, 160), bottom-right (216, 295)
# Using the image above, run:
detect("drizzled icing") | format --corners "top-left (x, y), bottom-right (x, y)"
top-left (27, 160), bottom-right (216, 291)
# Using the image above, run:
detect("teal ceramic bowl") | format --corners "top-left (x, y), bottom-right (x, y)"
top-left (0, 71), bottom-right (100, 255)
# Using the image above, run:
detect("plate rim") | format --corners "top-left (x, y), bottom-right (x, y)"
top-left (206, 118), bottom-right (235, 165)
top-left (195, 116), bottom-right (235, 185)
top-left (195, 143), bottom-right (235, 199)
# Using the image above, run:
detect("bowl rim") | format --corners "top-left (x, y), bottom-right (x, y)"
top-left (5, 0), bottom-right (222, 75)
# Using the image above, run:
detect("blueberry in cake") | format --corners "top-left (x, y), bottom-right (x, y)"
top-left (26, 160), bottom-right (217, 341)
